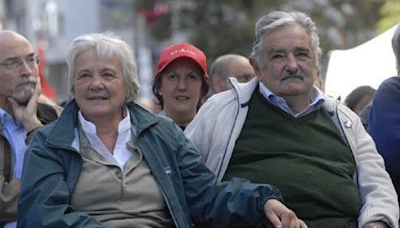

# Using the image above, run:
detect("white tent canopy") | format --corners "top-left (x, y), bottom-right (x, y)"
top-left (325, 24), bottom-right (399, 100)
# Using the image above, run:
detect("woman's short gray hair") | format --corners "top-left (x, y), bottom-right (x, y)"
top-left (250, 11), bottom-right (322, 68)
top-left (66, 32), bottom-right (139, 103)
top-left (392, 23), bottom-right (400, 75)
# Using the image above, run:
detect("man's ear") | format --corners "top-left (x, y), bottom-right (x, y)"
top-left (211, 74), bottom-right (222, 91)
top-left (249, 58), bottom-right (260, 75)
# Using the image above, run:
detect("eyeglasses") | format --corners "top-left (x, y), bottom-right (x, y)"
top-left (0, 56), bottom-right (40, 70)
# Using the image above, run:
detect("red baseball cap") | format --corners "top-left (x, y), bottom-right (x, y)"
top-left (155, 42), bottom-right (208, 80)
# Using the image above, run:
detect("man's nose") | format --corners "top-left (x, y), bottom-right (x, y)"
top-left (285, 54), bottom-right (299, 73)
top-left (19, 61), bottom-right (33, 76)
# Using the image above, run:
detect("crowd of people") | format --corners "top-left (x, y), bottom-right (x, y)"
top-left (0, 10), bottom-right (399, 228)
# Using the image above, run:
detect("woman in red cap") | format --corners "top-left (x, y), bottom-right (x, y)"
top-left (152, 42), bottom-right (209, 130)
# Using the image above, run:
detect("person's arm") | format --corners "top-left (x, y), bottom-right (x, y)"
top-left (17, 129), bottom-right (104, 228)
top-left (0, 176), bottom-right (20, 223)
top-left (368, 77), bottom-right (400, 176)
top-left (345, 109), bottom-right (399, 228)
top-left (184, 95), bottom-right (218, 164)
top-left (177, 123), bottom-right (306, 227)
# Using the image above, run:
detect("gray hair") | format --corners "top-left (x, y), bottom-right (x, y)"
top-left (250, 11), bottom-right (322, 68)
top-left (392, 23), bottom-right (400, 75)
top-left (66, 32), bottom-right (139, 103)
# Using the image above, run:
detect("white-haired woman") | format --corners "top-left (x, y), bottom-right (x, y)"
top-left (17, 32), bottom-right (306, 228)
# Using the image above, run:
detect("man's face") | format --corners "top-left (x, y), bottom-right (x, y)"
top-left (0, 34), bottom-right (39, 106)
top-left (253, 24), bottom-right (317, 99)
top-left (227, 58), bottom-right (255, 84)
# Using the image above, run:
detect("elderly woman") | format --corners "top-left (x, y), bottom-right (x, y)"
top-left (17, 33), bottom-right (306, 228)
top-left (152, 43), bottom-right (209, 130)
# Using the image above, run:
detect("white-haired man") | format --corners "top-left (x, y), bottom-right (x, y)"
top-left (186, 11), bottom-right (398, 228)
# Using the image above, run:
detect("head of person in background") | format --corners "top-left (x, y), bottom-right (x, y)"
top-left (152, 42), bottom-right (209, 130)
top-left (344, 85), bottom-right (376, 115)
top-left (209, 54), bottom-right (255, 94)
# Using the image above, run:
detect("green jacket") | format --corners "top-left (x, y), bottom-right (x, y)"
top-left (17, 101), bottom-right (282, 228)
top-left (0, 103), bottom-right (59, 225)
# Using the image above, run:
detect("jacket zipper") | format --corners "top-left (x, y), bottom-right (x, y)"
top-left (217, 80), bottom-right (242, 180)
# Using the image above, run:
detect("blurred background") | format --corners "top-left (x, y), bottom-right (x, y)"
top-left (0, 0), bottom-right (399, 103)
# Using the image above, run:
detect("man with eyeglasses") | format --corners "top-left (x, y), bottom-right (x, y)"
top-left (0, 30), bottom-right (59, 228)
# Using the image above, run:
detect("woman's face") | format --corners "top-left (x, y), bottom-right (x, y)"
top-left (159, 58), bottom-right (203, 117)
top-left (73, 49), bottom-right (127, 122)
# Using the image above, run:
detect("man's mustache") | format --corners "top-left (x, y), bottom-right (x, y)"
top-left (281, 71), bottom-right (305, 81)
top-left (17, 76), bottom-right (37, 86)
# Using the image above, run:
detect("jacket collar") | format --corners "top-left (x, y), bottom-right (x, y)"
top-left (46, 100), bottom-right (160, 149)
top-left (228, 77), bottom-right (259, 107)
top-left (228, 76), bottom-right (339, 112)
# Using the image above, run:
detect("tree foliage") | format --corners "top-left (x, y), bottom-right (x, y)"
top-left (135, 0), bottom-right (386, 77)
top-left (376, 0), bottom-right (400, 34)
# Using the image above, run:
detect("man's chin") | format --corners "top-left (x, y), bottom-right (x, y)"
top-left (12, 91), bottom-right (34, 106)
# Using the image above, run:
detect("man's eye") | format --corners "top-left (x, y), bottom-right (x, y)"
top-left (26, 57), bottom-right (36, 63)
top-left (297, 52), bottom-right (308, 57)
top-left (272, 54), bottom-right (283, 59)
top-left (9, 61), bottom-right (20, 68)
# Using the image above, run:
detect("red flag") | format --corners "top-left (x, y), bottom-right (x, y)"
top-left (139, 1), bottom-right (168, 23)
top-left (37, 30), bottom-right (57, 100)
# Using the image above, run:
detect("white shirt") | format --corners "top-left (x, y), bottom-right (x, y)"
top-left (77, 108), bottom-right (133, 171)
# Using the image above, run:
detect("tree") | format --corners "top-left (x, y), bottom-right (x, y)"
top-left (134, 0), bottom-right (386, 78)
top-left (376, 0), bottom-right (400, 33)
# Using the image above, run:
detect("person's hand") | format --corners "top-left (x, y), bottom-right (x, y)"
top-left (8, 78), bottom-right (42, 133)
top-left (264, 199), bottom-right (308, 228)
top-left (362, 221), bottom-right (390, 228)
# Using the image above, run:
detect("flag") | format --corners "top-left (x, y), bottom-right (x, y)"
top-left (37, 30), bottom-right (57, 100)
top-left (139, 1), bottom-right (168, 23)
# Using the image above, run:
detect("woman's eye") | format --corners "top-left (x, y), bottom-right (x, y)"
top-left (167, 74), bottom-right (178, 81)
top-left (188, 74), bottom-right (200, 81)
top-left (79, 73), bottom-right (90, 79)
top-left (103, 73), bottom-right (113, 78)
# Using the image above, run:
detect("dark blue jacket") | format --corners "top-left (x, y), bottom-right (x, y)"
top-left (368, 76), bottom-right (400, 204)
top-left (17, 101), bottom-right (282, 228)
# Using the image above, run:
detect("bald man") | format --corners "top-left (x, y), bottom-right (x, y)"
top-left (209, 54), bottom-right (255, 94)
top-left (0, 31), bottom-right (59, 227)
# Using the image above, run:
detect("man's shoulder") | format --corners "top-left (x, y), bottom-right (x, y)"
top-left (376, 76), bottom-right (400, 97)
top-left (321, 94), bottom-right (359, 122)
top-left (37, 103), bottom-right (61, 124)
top-left (382, 76), bottom-right (400, 85)
top-left (206, 89), bottom-right (237, 105)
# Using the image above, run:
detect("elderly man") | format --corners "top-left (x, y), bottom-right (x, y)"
top-left (209, 54), bottom-right (255, 94)
top-left (186, 11), bottom-right (398, 228)
top-left (0, 31), bottom-right (59, 228)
